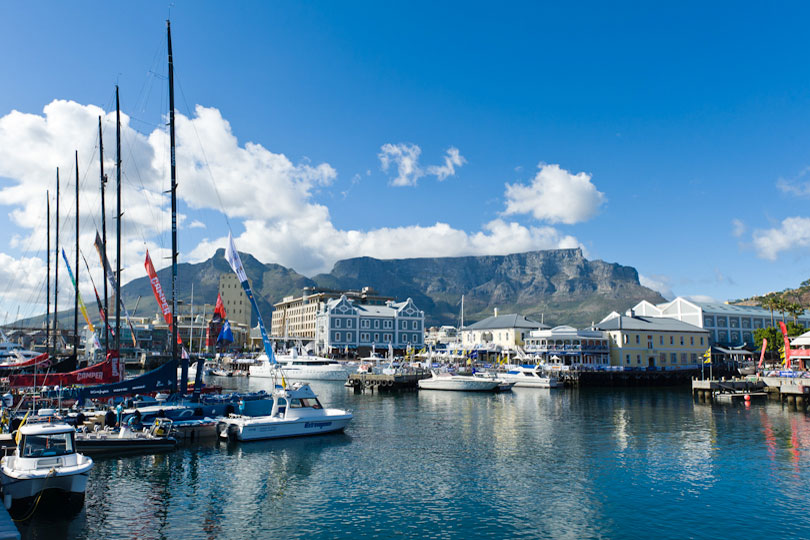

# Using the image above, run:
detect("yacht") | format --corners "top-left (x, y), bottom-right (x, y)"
top-left (417, 370), bottom-right (502, 392)
top-left (249, 350), bottom-right (350, 381)
top-left (218, 383), bottom-right (352, 441)
top-left (501, 366), bottom-right (563, 388)
top-left (1, 422), bottom-right (94, 515)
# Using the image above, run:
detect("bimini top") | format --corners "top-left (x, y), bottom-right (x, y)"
top-left (19, 422), bottom-right (75, 436)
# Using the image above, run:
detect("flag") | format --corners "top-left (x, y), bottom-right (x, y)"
top-left (758, 338), bottom-right (767, 369)
top-left (62, 248), bottom-right (95, 333)
top-left (81, 252), bottom-right (114, 340)
top-left (217, 320), bottom-right (234, 344)
top-left (144, 250), bottom-right (182, 345)
top-left (778, 321), bottom-right (792, 367)
top-left (15, 410), bottom-right (29, 445)
top-left (94, 232), bottom-right (138, 347)
top-left (703, 348), bottom-right (712, 364)
top-left (213, 293), bottom-right (227, 323)
top-left (225, 232), bottom-right (274, 363)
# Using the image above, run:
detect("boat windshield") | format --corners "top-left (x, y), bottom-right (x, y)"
top-left (287, 398), bottom-right (322, 409)
top-left (21, 432), bottom-right (75, 458)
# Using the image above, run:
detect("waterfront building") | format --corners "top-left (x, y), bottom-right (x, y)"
top-left (524, 325), bottom-right (610, 368)
top-left (631, 297), bottom-right (810, 347)
top-left (314, 295), bottom-right (424, 355)
top-left (596, 311), bottom-right (710, 369)
top-left (460, 312), bottom-right (548, 351)
top-left (272, 286), bottom-right (394, 339)
top-left (219, 273), bottom-right (251, 327)
top-left (425, 325), bottom-right (460, 348)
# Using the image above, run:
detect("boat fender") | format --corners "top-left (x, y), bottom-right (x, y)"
top-left (364, 380), bottom-right (372, 387)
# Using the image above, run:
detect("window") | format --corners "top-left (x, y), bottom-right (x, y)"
top-left (623, 335), bottom-right (628, 345)
top-left (22, 433), bottom-right (74, 458)
top-left (361, 333), bottom-right (369, 342)
top-left (635, 335), bottom-right (640, 344)
top-left (374, 320), bottom-right (380, 329)
top-left (670, 336), bottom-right (673, 345)
top-left (670, 352), bottom-right (677, 364)
top-left (384, 320), bottom-right (392, 329)
top-left (401, 321), bottom-right (407, 330)
top-left (346, 319), bottom-right (353, 328)
top-left (681, 353), bottom-right (687, 364)
top-left (659, 336), bottom-right (663, 345)
top-left (691, 353), bottom-right (697, 364)
top-left (334, 332), bottom-right (341, 342)
top-left (335, 319), bottom-right (341, 328)
top-left (690, 336), bottom-right (694, 346)
top-left (636, 355), bottom-right (641, 365)
top-left (412, 321), bottom-right (418, 330)
top-left (680, 336), bottom-right (684, 346)
top-left (647, 336), bottom-right (653, 349)
top-left (700, 337), bottom-right (704, 346)
top-left (383, 333), bottom-right (391, 341)
top-left (374, 333), bottom-right (379, 341)
top-left (361, 320), bottom-right (370, 329)
top-left (625, 354), bottom-right (631, 364)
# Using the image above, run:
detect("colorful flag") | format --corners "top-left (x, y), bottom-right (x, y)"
top-left (144, 250), bottom-right (182, 346)
top-left (94, 232), bottom-right (137, 347)
top-left (62, 248), bottom-right (95, 333)
top-left (703, 348), bottom-right (712, 364)
top-left (778, 321), bottom-right (792, 367)
top-left (758, 338), bottom-right (768, 369)
top-left (225, 233), bottom-right (274, 363)
top-left (217, 320), bottom-right (234, 344)
top-left (213, 293), bottom-right (226, 322)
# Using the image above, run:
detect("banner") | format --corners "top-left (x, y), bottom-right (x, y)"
top-left (9, 357), bottom-right (117, 387)
top-left (61, 248), bottom-right (95, 333)
top-left (48, 359), bottom-right (178, 400)
top-left (144, 250), bottom-right (182, 345)
top-left (758, 338), bottom-right (768, 369)
top-left (225, 233), bottom-right (274, 363)
top-left (778, 321), bottom-right (792, 367)
top-left (94, 232), bottom-right (138, 346)
top-left (81, 252), bottom-right (113, 340)
top-left (213, 293), bottom-right (226, 323)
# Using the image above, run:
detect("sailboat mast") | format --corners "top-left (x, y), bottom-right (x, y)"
top-left (167, 20), bottom-right (181, 385)
top-left (115, 86), bottom-right (122, 352)
top-left (46, 191), bottom-right (50, 358)
top-left (74, 151), bottom-right (80, 358)
top-left (99, 116), bottom-right (109, 352)
top-left (53, 169), bottom-right (59, 351)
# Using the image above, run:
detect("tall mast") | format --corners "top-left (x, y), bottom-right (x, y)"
top-left (53, 169), bottom-right (59, 351)
top-left (167, 20), bottom-right (182, 390)
top-left (46, 191), bottom-right (50, 358)
top-left (74, 151), bottom-right (79, 359)
top-left (115, 86), bottom-right (122, 352)
top-left (99, 116), bottom-right (109, 353)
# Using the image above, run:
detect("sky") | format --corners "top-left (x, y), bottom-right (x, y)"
top-left (2, 1), bottom-right (810, 322)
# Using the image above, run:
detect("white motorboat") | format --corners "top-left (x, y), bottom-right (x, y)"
top-left (249, 350), bottom-right (350, 381)
top-left (1, 422), bottom-right (94, 515)
top-left (218, 383), bottom-right (352, 441)
top-left (473, 371), bottom-right (516, 392)
top-left (417, 370), bottom-right (502, 392)
top-left (501, 366), bottom-right (563, 388)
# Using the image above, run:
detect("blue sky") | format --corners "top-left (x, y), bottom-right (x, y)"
top-left (2, 1), bottom-right (810, 321)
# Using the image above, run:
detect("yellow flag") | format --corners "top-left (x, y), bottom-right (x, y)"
top-left (15, 410), bottom-right (29, 445)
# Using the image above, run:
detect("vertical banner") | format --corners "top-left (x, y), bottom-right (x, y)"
top-left (225, 233), bottom-right (274, 363)
top-left (94, 232), bottom-right (138, 347)
top-left (62, 248), bottom-right (96, 334)
top-left (144, 250), bottom-right (183, 345)
top-left (778, 321), bottom-right (792, 368)
top-left (758, 338), bottom-right (768, 369)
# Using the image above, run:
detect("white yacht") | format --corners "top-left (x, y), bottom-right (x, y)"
top-left (501, 366), bottom-right (563, 388)
top-left (218, 383), bottom-right (352, 441)
top-left (417, 370), bottom-right (502, 392)
top-left (1, 422), bottom-right (94, 515)
top-left (249, 350), bottom-right (350, 381)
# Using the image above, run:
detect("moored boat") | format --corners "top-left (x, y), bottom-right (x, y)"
top-left (417, 370), bottom-right (502, 392)
top-left (218, 383), bottom-right (352, 442)
top-left (500, 366), bottom-right (563, 388)
top-left (0, 422), bottom-right (93, 517)
top-left (249, 351), bottom-right (350, 381)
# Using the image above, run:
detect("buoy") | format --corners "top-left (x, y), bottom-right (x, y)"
top-left (744, 394), bottom-right (751, 401)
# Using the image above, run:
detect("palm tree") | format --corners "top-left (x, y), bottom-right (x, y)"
top-left (776, 297), bottom-right (790, 324)
top-left (788, 302), bottom-right (805, 326)
top-left (760, 294), bottom-right (778, 327)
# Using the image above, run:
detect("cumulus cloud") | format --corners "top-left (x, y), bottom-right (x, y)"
top-left (427, 147), bottom-right (466, 181)
top-left (752, 216), bottom-right (810, 260)
top-left (731, 218), bottom-right (745, 238)
top-left (503, 163), bottom-right (605, 224)
top-left (379, 143), bottom-right (423, 186)
top-left (188, 220), bottom-right (206, 229)
top-left (378, 143), bottom-right (465, 186)
top-left (639, 274), bottom-right (674, 299)
top-left (0, 100), bottom-right (589, 318)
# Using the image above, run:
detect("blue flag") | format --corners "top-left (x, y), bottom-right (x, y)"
top-left (217, 320), bottom-right (234, 344)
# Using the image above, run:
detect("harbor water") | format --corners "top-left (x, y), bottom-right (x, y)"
top-left (17, 377), bottom-right (810, 539)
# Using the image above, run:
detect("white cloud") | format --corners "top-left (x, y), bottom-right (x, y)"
top-left (639, 274), bottom-right (673, 299)
top-left (426, 147), bottom-right (466, 181)
top-left (379, 143), bottom-right (423, 186)
top-left (776, 167), bottom-right (810, 197)
top-left (0, 100), bottom-right (591, 319)
top-left (503, 163), bottom-right (605, 224)
top-left (731, 218), bottom-right (745, 238)
top-left (188, 220), bottom-right (206, 229)
top-left (752, 217), bottom-right (810, 260)
top-left (684, 294), bottom-right (720, 304)
top-left (378, 143), bottom-right (466, 186)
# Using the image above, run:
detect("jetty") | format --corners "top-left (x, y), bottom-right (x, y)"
top-left (347, 370), bottom-right (431, 393)
top-left (691, 375), bottom-right (810, 407)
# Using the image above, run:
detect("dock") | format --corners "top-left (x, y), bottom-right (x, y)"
top-left (692, 378), bottom-right (766, 403)
top-left (0, 506), bottom-right (18, 540)
top-left (346, 371), bottom-right (431, 393)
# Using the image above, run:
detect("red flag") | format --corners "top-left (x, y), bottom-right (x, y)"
top-left (214, 293), bottom-right (227, 322)
top-left (778, 321), bottom-right (792, 368)
top-left (758, 338), bottom-right (768, 369)
top-left (145, 250), bottom-right (182, 345)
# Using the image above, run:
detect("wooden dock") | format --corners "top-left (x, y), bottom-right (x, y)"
top-left (346, 371), bottom-right (431, 393)
top-left (692, 378), bottom-right (765, 403)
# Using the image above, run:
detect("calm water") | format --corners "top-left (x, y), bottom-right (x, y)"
top-left (17, 378), bottom-right (810, 539)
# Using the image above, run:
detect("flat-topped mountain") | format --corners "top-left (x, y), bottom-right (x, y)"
top-left (27, 248), bottom-right (664, 329)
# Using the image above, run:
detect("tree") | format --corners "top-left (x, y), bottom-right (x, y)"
top-left (774, 297), bottom-right (790, 324)
top-left (787, 302), bottom-right (805, 326)
top-left (754, 326), bottom-right (781, 352)
top-left (760, 294), bottom-right (779, 327)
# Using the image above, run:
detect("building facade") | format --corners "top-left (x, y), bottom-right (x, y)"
top-left (596, 312), bottom-right (710, 369)
top-left (219, 273), bottom-right (251, 327)
top-left (524, 325), bottom-right (610, 368)
top-left (272, 286), bottom-right (394, 339)
top-left (460, 313), bottom-right (548, 350)
top-left (314, 295), bottom-right (424, 355)
top-left (631, 297), bottom-right (810, 348)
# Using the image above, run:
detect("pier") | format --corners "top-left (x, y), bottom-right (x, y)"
top-left (692, 378), bottom-right (766, 402)
top-left (347, 371), bottom-right (431, 393)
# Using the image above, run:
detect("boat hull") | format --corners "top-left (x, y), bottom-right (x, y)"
top-left (75, 436), bottom-right (178, 455)
top-left (222, 413), bottom-right (353, 441)
top-left (0, 464), bottom-right (91, 515)
top-left (418, 378), bottom-right (501, 392)
top-left (249, 366), bottom-right (349, 381)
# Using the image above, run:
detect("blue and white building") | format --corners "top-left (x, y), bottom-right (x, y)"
top-left (315, 295), bottom-right (425, 355)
